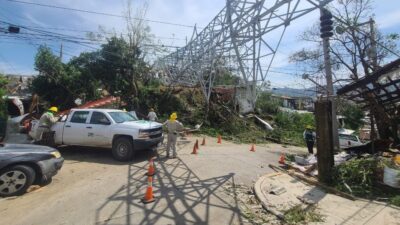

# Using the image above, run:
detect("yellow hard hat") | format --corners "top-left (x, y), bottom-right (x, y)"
top-left (169, 112), bottom-right (177, 120)
top-left (306, 125), bottom-right (313, 130)
top-left (49, 106), bottom-right (58, 113)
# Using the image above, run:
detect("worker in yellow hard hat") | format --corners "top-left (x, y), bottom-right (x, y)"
top-left (35, 106), bottom-right (59, 143)
top-left (303, 125), bottom-right (316, 154)
top-left (147, 108), bottom-right (158, 122)
top-left (163, 112), bottom-right (184, 159)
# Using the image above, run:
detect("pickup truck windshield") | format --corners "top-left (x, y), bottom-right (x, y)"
top-left (108, 112), bottom-right (138, 123)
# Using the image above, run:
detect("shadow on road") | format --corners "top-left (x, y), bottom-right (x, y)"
top-left (94, 155), bottom-right (244, 224)
top-left (57, 146), bottom-right (157, 165)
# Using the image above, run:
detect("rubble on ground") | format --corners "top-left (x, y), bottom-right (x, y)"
top-left (222, 183), bottom-right (280, 225)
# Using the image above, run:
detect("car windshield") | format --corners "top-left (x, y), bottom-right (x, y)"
top-left (339, 134), bottom-right (358, 142)
top-left (108, 111), bottom-right (138, 123)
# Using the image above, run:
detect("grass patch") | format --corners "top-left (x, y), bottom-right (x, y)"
top-left (389, 196), bottom-right (400, 207)
top-left (284, 205), bottom-right (324, 224)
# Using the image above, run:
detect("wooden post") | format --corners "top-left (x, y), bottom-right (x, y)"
top-left (315, 100), bottom-right (335, 184)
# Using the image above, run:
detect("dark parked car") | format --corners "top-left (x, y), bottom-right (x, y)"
top-left (0, 144), bottom-right (64, 197)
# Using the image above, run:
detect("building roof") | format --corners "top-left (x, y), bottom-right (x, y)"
top-left (337, 58), bottom-right (400, 115)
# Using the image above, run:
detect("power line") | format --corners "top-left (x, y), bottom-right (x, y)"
top-left (4, 0), bottom-right (199, 29)
top-left (0, 6), bottom-right (188, 42)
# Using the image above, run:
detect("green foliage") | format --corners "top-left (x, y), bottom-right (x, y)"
top-left (214, 71), bottom-right (239, 86)
top-left (68, 52), bottom-right (102, 101)
top-left (90, 36), bottom-right (150, 109)
top-left (32, 46), bottom-right (101, 110)
top-left (0, 74), bottom-right (8, 119)
top-left (32, 46), bottom-right (75, 109)
top-left (337, 99), bottom-right (364, 130)
top-left (256, 92), bottom-right (282, 114)
top-left (284, 205), bottom-right (324, 224)
top-left (269, 111), bottom-right (315, 145)
top-left (389, 196), bottom-right (400, 207)
top-left (31, 36), bottom-right (150, 110)
top-left (332, 158), bottom-right (378, 196)
top-left (137, 86), bottom-right (186, 118)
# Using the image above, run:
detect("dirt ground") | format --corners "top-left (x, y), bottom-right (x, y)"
top-left (0, 136), bottom-right (307, 225)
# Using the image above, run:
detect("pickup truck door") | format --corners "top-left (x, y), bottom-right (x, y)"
top-left (62, 111), bottom-right (91, 145)
top-left (87, 111), bottom-right (111, 146)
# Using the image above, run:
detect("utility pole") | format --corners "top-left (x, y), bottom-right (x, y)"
top-left (320, 8), bottom-right (340, 153)
top-left (316, 7), bottom-right (337, 183)
top-left (59, 42), bottom-right (63, 61)
top-left (368, 18), bottom-right (378, 71)
top-left (368, 18), bottom-right (377, 152)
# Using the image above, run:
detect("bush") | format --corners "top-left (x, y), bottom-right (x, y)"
top-left (0, 75), bottom-right (8, 119)
top-left (390, 196), bottom-right (400, 207)
top-left (256, 92), bottom-right (282, 114)
top-left (269, 111), bottom-right (315, 146)
top-left (332, 158), bottom-right (378, 196)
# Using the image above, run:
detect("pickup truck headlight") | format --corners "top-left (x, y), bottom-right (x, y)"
top-left (51, 151), bottom-right (61, 159)
top-left (138, 131), bottom-right (150, 139)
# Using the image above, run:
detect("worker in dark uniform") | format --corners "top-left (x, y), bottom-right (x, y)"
top-left (303, 125), bottom-right (316, 154)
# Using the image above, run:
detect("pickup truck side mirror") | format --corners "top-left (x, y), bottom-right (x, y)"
top-left (100, 120), bottom-right (111, 125)
top-left (98, 118), bottom-right (111, 125)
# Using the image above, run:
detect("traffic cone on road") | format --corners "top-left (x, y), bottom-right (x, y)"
top-left (195, 139), bottom-right (199, 150)
top-left (217, 135), bottom-right (222, 144)
top-left (201, 137), bottom-right (206, 146)
top-left (142, 176), bottom-right (155, 204)
top-left (191, 142), bottom-right (198, 154)
top-left (279, 153), bottom-right (285, 164)
top-left (250, 144), bottom-right (255, 152)
top-left (146, 158), bottom-right (156, 176)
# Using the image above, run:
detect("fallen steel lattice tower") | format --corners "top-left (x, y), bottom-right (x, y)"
top-left (156, 0), bottom-right (332, 109)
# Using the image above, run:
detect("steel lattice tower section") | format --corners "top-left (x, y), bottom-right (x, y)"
top-left (155, 0), bottom-right (332, 110)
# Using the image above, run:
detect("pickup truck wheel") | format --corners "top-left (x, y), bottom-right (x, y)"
top-left (112, 137), bottom-right (134, 161)
top-left (0, 165), bottom-right (35, 197)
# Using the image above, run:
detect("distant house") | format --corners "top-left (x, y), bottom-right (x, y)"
top-left (271, 95), bottom-right (314, 111)
top-left (4, 75), bottom-right (35, 117)
top-left (213, 84), bottom-right (255, 114)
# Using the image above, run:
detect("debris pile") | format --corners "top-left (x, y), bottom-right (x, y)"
top-left (222, 183), bottom-right (280, 225)
top-left (280, 147), bottom-right (400, 206)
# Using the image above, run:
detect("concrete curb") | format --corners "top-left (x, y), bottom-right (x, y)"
top-left (253, 172), bottom-right (285, 220)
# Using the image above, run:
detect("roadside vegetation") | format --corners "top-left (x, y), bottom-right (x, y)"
top-left (284, 205), bottom-right (324, 225)
top-left (332, 157), bottom-right (400, 207)
top-left (0, 74), bottom-right (8, 139)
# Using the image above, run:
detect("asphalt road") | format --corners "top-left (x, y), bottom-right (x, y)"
top-left (0, 136), bottom-right (307, 225)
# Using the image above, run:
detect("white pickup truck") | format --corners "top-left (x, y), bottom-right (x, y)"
top-left (29, 109), bottom-right (164, 161)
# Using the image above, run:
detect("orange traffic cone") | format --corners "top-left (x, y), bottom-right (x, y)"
top-left (146, 158), bottom-right (156, 176)
top-left (201, 137), bottom-right (206, 146)
top-left (142, 176), bottom-right (155, 204)
top-left (191, 142), bottom-right (198, 154)
top-left (217, 135), bottom-right (222, 144)
top-left (250, 144), bottom-right (255, 152)
top-left (279, 153), bottom-right (285, 164)
top-left (195, 139), bottom-right (199, 149)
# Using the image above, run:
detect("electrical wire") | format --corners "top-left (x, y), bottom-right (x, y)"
top-left (4, 0), bottom-right (199, 29)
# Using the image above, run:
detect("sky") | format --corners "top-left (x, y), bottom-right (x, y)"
top-left (0, 0), bottom-right (399, 90)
